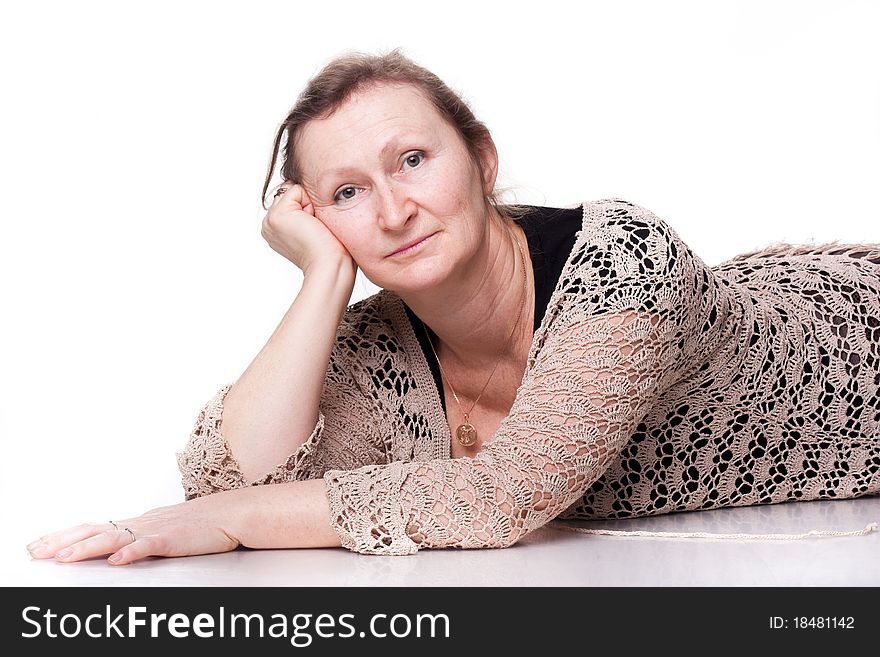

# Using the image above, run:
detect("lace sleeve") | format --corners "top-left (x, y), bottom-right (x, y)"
top-left (322, 199), bottom-right (707, 554)
top-left (176, 336), bottom-right (391, 501)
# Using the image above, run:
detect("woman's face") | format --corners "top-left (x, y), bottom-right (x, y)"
top-left (295, 82), bottom-right (497, 292)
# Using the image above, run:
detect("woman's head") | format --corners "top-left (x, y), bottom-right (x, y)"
top-left (262, 48), bottom-right (520, 219)
top-left (261, 49), bottom-right (529, 293)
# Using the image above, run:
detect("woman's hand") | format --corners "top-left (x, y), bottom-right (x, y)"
top-left (26, 480), bottom-right (342, 565)
top-left (262, 182), bottom-right (357, 279)
top-left (26, 496), bottom-right (241, 565)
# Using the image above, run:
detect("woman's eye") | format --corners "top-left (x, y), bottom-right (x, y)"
top-left (403, 151), bottom-right (425, 170)
top-left (334, 186), bottom-right (358, 203)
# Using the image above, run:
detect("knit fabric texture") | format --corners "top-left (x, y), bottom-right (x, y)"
top-left (177, 198), bottom-right (880, 555)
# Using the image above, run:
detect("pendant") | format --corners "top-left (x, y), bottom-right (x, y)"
top-left (456, 421), bottom-right (477, 447)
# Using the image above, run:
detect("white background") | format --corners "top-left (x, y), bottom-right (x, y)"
top-left (2, 0), bottom-right (878, 560)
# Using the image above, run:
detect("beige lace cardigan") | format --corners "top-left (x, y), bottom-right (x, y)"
top-left (177, 199), bottom-right (880, 555)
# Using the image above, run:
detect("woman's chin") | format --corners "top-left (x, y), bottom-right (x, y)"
top-left (374, 263), bottom-right (451, 294)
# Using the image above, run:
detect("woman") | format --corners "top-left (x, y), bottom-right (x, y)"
top-left (27, 49), bottom-right (880, 564)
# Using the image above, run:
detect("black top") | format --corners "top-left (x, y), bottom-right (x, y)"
top-left (402, 204), bottom-right (584, 417)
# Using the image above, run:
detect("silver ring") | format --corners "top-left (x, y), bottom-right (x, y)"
top-left (109, 520), bottom-right (119, 531)
top-left (123, 528), bottom-right (136, 544)
top-left (274, 186), bottom-right (288, 199)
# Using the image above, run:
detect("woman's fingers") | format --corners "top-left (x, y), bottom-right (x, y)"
top-left (53, 529), bottom-right (139, 564)
top-left (27, 521), bottom-right (145, 564)
top-left (106, 534), bottom-right (156, 566)
top-left (27, 522), bottom-right (155, 566)
top-left (270, 181), bottom-right (315, 216)
top-left (271, 181), bottom-right (300, 209)
top-left (26, 522), bottom-right (115, 559)
top-left (27, 499), bottom-right (242, 566)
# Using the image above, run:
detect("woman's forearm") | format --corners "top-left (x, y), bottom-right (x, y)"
top-left (219, 478), bottom-right (342, 549)
top-left (220, 260), bottom-right (356, 483)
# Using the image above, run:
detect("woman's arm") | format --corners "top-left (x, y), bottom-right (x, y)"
top-left (219, 259), bottom-right (355, 483)
top-left (177, 293), bottom-right (395, 500)
top-left (27, 478), bottom-right (342, 565)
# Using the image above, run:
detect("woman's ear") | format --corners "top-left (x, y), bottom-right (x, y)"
top-left (475, 135), bottom-right (500, 196)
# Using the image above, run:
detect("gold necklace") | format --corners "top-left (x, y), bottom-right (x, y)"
top-left (420, 223), bottom-right (529, 448)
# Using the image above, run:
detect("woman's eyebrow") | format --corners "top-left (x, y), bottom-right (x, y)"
top-left (322, 134), bottom-right (424, 179)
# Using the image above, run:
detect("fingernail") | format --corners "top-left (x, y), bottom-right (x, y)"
top-left (55, 547), bottom-right (73, 559)
top-left (108, 553), bottom-right (122, 564)
top-left (27, 541), bottom-right (48, 555)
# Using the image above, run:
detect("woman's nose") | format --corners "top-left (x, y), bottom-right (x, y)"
top-left (376, 183), bottom-right (416, 230)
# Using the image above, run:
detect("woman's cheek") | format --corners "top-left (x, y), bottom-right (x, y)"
top-left (423, 177), bottom-right (462, 213)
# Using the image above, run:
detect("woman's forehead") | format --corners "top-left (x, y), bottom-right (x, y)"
top-left (297, 84), bottom-right (449, 176)
top-left (310, 84), bottom-right (440, 140)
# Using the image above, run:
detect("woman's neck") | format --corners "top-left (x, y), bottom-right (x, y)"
top-left (398, 212), bottom-right (535, 373)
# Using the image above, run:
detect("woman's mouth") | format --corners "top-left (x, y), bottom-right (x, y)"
top-left (387, 232), bottom-right (438, 258)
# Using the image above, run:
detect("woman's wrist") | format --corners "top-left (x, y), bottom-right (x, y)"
top-left (216, 479), bottom-right (342, 550)
top-left (304, 257), bottom-right (357, 287)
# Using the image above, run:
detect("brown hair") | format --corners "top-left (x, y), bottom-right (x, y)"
top-left (260, 47), bottom-right (529, 223)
